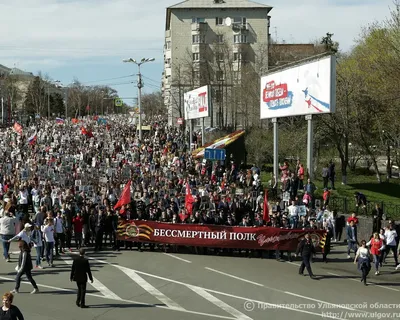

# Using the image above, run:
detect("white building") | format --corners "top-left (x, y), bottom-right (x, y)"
top-left (162, 0), bottom-right (272, 129)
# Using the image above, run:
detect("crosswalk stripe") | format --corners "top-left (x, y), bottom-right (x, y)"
top-left (187, 285), bottom-right (253, 320)
top-left (60, 256), bottom-right (122, 301)
top-left (115, 265), bottom-right (185, 311)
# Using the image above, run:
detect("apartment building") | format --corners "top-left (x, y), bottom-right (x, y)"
top-left (162, 0), bottom-right (272, 128)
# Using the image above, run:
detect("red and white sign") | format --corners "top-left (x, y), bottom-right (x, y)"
top-left (117, 219), bottom-right (326, 251)
top-left (184, 85), bottom-right (211, 120)
top-left (177, 118), bottom-right (183, 125)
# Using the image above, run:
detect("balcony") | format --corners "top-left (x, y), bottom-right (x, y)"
top-left (191, 22), bottom-right (208, 32)
top-left (232, 22), bottom-right (248, 32)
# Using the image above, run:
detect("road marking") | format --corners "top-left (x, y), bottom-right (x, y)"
top-left (86, 257), bottom-right (353, 319)
top-left (327, 272), bottom-right (399, 292)
top-left (286, 261), bottom-right (301, 267)
top-left (204, 288), bottom-right (346, 320)
top-left (163, 253), bottom-right (192, 264)
top-left (205, 267), bottom-right (264, 287)
top-left (115, 264), bottom-right (185, 311)
top-left (0, 276), bottom-right (236, 320)
top-left (284, 292), bottom-right (368, 313)
top-left (206, 268), bottom-right (369, 314)
top-left (188, 285), bottom-right (252, 320)
top-left (60, 255), bottom-right (122, 301)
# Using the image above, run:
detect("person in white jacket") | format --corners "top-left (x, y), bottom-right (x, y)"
top-left (41, 218), bottom-right (55, 267)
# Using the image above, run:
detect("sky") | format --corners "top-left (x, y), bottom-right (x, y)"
top-left (0, 0), bottom-right (395, 105)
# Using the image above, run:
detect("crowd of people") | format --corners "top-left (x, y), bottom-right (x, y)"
top-left (0, 113), bottom-right (396, 297)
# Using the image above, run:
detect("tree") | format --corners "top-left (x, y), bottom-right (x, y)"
top-left (141, 92), bottom-right (165, 118)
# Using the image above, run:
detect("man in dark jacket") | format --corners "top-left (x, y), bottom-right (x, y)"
top-left (70, 248), bottom-right (94, 308)
top-left (296, 233), bottom-right (316, 279)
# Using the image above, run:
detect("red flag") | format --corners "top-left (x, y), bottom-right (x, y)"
top-left (185, 182), bottom-right (194, 215)
top-left (81, 126), bottom-right (94, 138)
top-left (263, 189), bottom-right (270, 223)
top-left (114, 180), bottom-right (132, 210)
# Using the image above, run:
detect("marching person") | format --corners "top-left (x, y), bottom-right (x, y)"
top-left (8, 223), bottom-right (32, 247)
top-left (30, 224), bottom-right (43, 269)
top-left (41, 218), bottom-right (55, 267)
top-left (346, 220), bottom-right (358, 259)
top-left (11, 241), bottom-right (39, 294)
top-left (295, 233), bottom-right (316, 279)
top-left (0, 212), bottom-right (18, 262)
top-left (70, 248), bottom-right (93, 308)
top-left (367, 232), bottom-right (385, 275)
top-left (0, 292), bottom-right (24, 320)
top-left (354, 240), bottom-right (371, 286)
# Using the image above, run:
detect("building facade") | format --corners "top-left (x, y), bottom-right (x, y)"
top-left (162, 0), bottom-right (272, 129)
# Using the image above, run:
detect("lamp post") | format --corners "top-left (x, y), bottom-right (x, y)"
top-left (122, 58), bottom-right (155, 141)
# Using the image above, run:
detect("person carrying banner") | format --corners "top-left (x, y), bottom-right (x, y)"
top-left (295, 233), bottom-right (316, 279)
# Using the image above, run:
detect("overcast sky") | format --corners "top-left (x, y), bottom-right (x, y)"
top-left (0, 0), bottom-right (394, 105)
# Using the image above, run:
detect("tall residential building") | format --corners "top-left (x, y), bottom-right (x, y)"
top-left (162, 0), bottom-right (272, 129)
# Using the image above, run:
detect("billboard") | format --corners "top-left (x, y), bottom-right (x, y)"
top-left (184, 85), bottom-right (211, 120)
top-left (260, 55), bottom-right (336, 119)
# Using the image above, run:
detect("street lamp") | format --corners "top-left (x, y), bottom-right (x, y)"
top-left (123, 57), bottom-right (155, 141)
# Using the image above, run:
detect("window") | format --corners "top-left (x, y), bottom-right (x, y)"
top-left (216, 17), bottom-right (224, 26)
top-left (217, 34), bottom-right (224, 43)
top-left (165, 58), bottom-right (171, 65)
top-left (192, 34), bottom-right (205, 44)
top-left (193, 53), bottom-right (200, 61)
top-left (192, 17), bottom-right (205, 23)
top-left (216, 52), bottom-right (224, 61)
top-left (166, 41), bottom-right (171, 49)
top-left (215, 89), bottom-right (222, 102)
top-left (234, 34), bottom-right (247, 43)
top-left (233, 52), bottom-right (241, 61)
top-left (233, 17), bottom-right (246, 24)
top-left (216, 70), bottom-right (224, 81)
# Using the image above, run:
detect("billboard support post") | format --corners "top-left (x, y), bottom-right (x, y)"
top-left (272, 118), bottom-right (279, 184)
top-left (189, 119), bottom-right (193, 151)
top-left (201, 117), bottom-right (205, 146)
top-left (306, 114), bottom-right (313, 180)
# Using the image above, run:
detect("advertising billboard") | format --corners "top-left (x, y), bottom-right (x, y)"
top-left (184, 85), bottom-right (211, 120)
top-left (260, 55), bottom-right (336, 119)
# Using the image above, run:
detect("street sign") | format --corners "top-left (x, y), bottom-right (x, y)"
top-left (204, 148), bottom-right (226, 161)
top-left (177, 118), bottom-right (183, 125)
top-left (115, 98), bottom-right (123, 107)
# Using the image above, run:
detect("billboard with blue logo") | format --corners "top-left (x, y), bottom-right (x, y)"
top-left (260, 55), bottom-right (336, 119)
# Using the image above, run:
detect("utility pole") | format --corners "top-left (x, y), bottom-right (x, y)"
top-left (122, 58), bottom-right (155, 142)
top-left (48, 86), bottom-right (50, 118)
top-left (137, 64), bottom-right (143, 141)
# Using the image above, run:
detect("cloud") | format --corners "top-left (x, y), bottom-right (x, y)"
top-left (0, 0), bottom-right (395, 79)
top-left (0, 0), bottom-right (171, 60)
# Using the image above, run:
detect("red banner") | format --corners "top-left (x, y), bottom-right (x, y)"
top-left (117, 220), bottom-right (326, 251)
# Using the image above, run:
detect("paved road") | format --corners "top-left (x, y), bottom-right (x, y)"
top-left (0, 243), bottom-right (399, 320)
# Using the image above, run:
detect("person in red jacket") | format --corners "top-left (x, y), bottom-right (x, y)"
top-left (323, 188), bottom-right (330, 208)
top-left (367, 232), bottom-right (385, 275)
top-left (347, 212), bottom-right (359, 226)
top-left (73, 212), bottom-right (84, 250)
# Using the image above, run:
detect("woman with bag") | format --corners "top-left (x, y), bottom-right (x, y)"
top-left (11, 241), bottom-right (39, 294)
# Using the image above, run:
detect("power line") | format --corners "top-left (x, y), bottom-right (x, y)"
top-left (81, 74), bottom-right (134, 85)
top-left (141, 75), bottom-right (162, 86)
